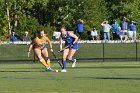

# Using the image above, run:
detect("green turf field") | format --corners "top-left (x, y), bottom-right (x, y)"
top-left (0, 62), bottom-right (140, 93)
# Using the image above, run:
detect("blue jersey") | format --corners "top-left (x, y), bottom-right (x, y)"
top-left (112, 24), bottom-right (120, 33)
top-left (129, 24), bottom-right (136, 31)
top-left (77, 23), bottom-right (84, 32)
top-left (61, 32), bottom-right (78, 50)
top-left (10, 36), bottom-right (17, 42)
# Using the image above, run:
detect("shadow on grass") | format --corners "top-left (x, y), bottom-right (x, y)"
top-left (0, 70), bottom-right (46, 72)
top-left (75, 66), bottom-right (140, 69)
top-left (1, 76), bottom-right (139, 80)
top-left (76, 77), bottom-right (140, 80)
top-left (1, 65), bottom-right (140, 70)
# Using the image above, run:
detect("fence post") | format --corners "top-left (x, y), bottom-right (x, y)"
top-left (103, 43), bottom-right (104, 62)
top-left (136, 42), bottom-right (138, 61)
top-left (33, 52), bottom-right (35, 63)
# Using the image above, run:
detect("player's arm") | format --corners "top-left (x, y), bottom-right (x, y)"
top-left (28, 39), bottom-right (35, 52)
top-left (28, 39), bottom-right (35, 57)
top-left (46, 37), bottom-right (53, 52)
top-left (68, 31), bottom-right (78, 44)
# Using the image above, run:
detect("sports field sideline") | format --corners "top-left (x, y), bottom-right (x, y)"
top-left (0, 62), bottom-right (140, 93)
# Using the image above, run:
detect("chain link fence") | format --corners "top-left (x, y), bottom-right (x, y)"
top-left (0, 41), bottom-right (140, 62)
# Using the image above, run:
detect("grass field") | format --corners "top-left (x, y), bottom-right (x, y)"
top-left (0, 62), bottom-right (140, 93)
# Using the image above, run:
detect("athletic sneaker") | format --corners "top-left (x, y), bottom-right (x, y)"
top-left (61, 69), bottom-right (67, 72)
top-left (45, 66), bottom-right (50, 71)
top-left (72, 59), bottom-right (76, 68)
top-left (48, 68), bottom-right (55, 72)
top-left (45, 67), bottom-right (54, 72)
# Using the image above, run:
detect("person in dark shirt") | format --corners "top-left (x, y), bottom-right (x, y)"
top-left (10, 31), bottom-right (18, 42)
top-left (129, 21), bottom-right (137, 40)
top-left (23, 31), bottom-right (31, 41)
top-left (77, 19), bottom-right (84, 40)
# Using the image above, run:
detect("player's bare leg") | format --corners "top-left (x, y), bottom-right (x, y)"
top-left (34, 49), bottom-right (50, 70)
top-left (67, 49), bottom-right (77, 68)
top-left (42, 48), bottom-right (54, 71)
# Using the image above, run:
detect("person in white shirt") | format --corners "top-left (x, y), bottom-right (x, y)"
top-left (90, 26), bottom-right (98, 40)
top-left (101, 21), bottom-right (112, 41)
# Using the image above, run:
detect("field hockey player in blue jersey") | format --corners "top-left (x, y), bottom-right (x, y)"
top-left (59, 26), bottom-right (79, 72)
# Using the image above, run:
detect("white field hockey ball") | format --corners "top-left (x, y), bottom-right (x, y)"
top-left (56, 70), bottom-right (58, 72)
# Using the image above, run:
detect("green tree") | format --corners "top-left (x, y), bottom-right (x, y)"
top-left (0, 0), bottom-right (9, 40)
top-left (105, 0), bottom-right (140, 38)
top-left (0, 0), bottom-right (140, 40)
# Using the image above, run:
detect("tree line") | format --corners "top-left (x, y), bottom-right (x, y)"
top-left (0, 0), bottom-right (140, 40)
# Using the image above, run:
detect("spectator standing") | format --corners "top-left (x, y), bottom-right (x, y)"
top-left (129, 21), bottom-right (137, 41)
top-left (23, 31), bottom-right (31, 41)
top-left (111, 20), bottom-right (121, 40)
top-left (121, 17), bottom-right (130, 32)
top-left (101, 20), bottom-right (112, 41)
top-left (10, 31), bottom-right (18, 42)
top-left (120, 17), bottom-right (130, 40)
top-left (77, 19), bottom-right (84, 40)
top-left (90, 26), bottom-right (98, 40)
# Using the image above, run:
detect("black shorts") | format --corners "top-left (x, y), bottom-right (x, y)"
top-left (113, 33), bottom-right (119, 40)
top-left (78, 32), bottom-right (83, 38)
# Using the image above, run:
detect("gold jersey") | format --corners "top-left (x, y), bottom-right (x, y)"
top-left (33, 36), bottom-right (48, 49)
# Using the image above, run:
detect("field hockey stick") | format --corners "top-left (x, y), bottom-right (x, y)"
top-left (58, 44), bottom-right (72, 53)
top-left (51, 51), bottom-right (63, 68)
top-left (28, 51), bottom-right (30, 57)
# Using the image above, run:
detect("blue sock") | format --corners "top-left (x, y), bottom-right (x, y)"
top-left (71, 58), bottom-right (75, 63)
top-left (62, 60), bottom-right (67, 69)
